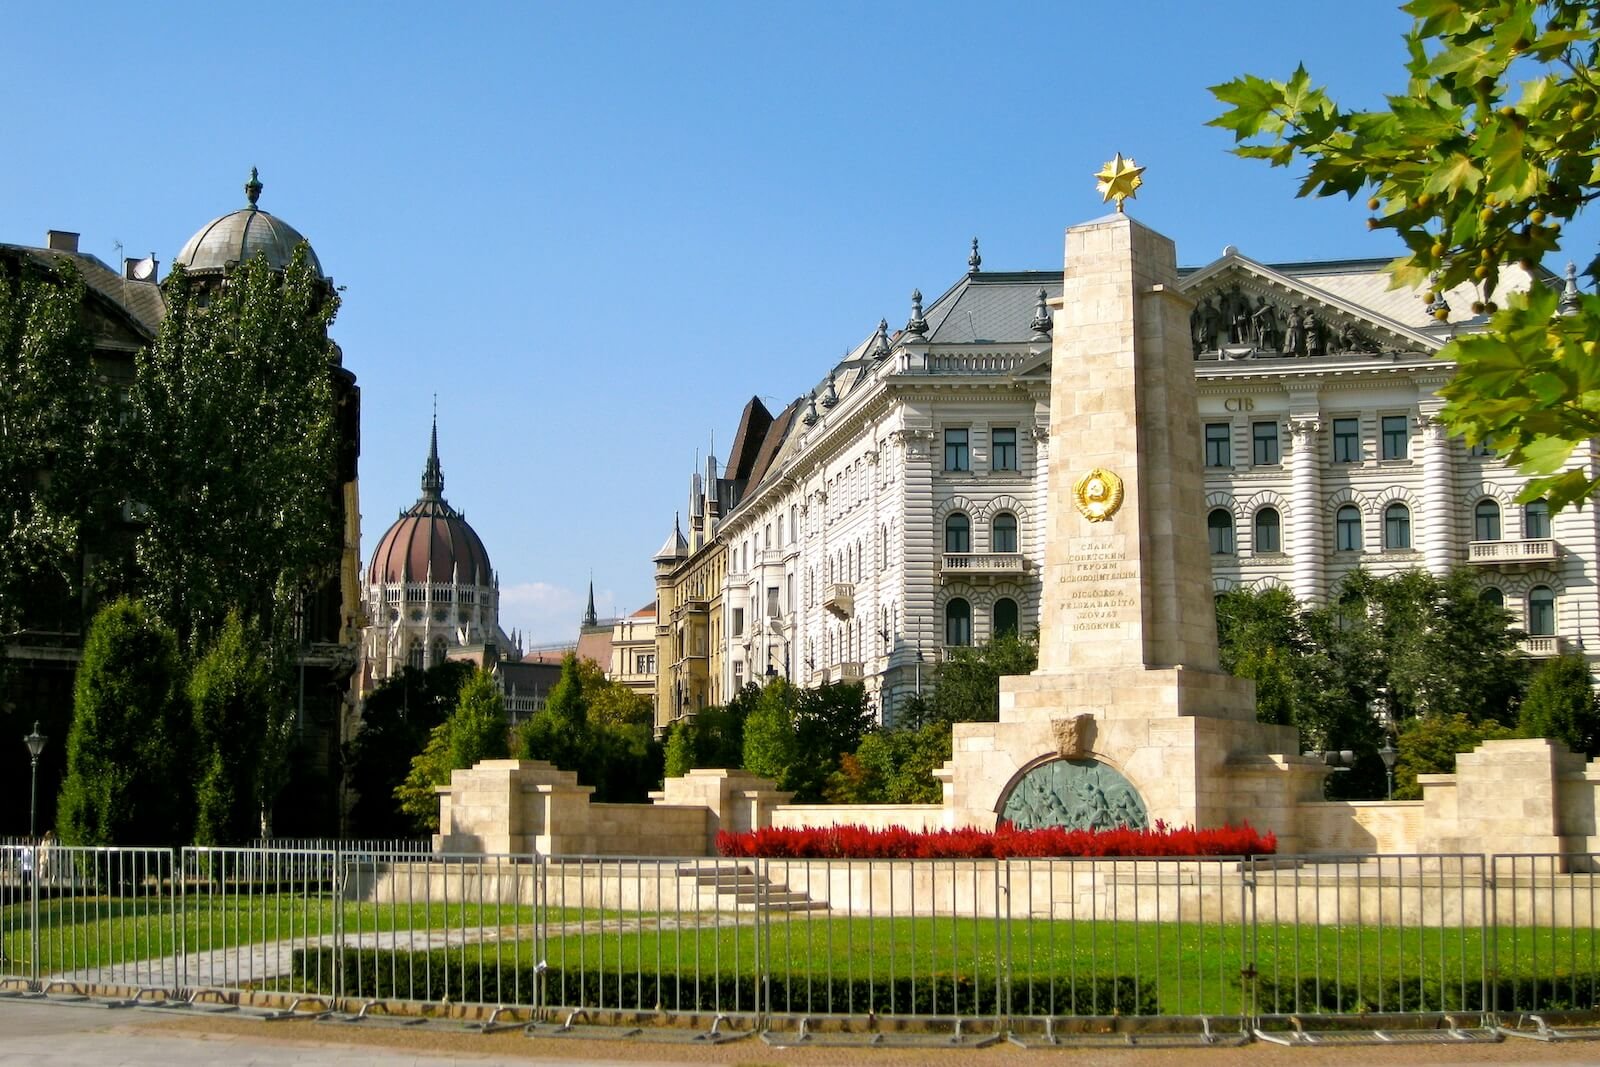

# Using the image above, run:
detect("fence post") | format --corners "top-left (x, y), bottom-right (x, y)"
top-left (756, 855), bottom-right (769, 1028)
top-left (997, 859), bottom-right (1010, 1034)
top-left (1243, 855), bottom-right (1258, 1025)
top-left (332, 841), bottom-right (343, 1004)
top-left (29, 847), bottom-right (40, 990)
top-left (171, 848), bottom-right (181, 997)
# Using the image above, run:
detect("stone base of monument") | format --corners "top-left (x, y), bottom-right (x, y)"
top-left (929, 669), bottom-right (1326, 853)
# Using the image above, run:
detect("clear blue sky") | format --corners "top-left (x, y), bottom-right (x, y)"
top-left (8, 3), bottom-right (1591, 644)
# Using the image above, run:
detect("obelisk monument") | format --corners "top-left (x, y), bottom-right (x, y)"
top-left (937, 159), bottom-right (1316, 834)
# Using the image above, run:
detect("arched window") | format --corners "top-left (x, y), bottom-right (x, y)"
top-left (407, 638), bottom-right (425, 670)
top-left (945, 598), bottom-right (972, 646)
top-left (1207, 509), bottom-right (1235, 555)
top-left (430, 637), bottom-right (448, 667)
top-left (1254, 507), bottom-right (1281, 553)
top-left (1383, 503), bottom-right (1411, 550)
top-left (993, 597), bottom-right (1019, 638)
top-left (1528, 586), bottom-right (1556, 636)
top-left (1479, 586), bottom-right (1504, 609)
top-left (992, 512), bottom-right (1018, 553)
top-left (1525, 499), bottom-right (1551, 539)
top-left (1335, 505), bottom-right (1362, 552)
top-left (945, 513), bottom-right (971, 554)
top-left (1474, 499), bottom-right (1501, 542)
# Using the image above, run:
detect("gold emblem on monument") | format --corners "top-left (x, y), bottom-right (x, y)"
top-left (1073, 468), bottom-right (1124, 522)
top-left (1094, 152), bottom-right (1145, 213)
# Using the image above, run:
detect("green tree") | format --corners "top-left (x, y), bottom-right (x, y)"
top-left (395, 669), bottom-right (508, 832)
top-left (931, 632), bottom-right (1038, 723)
top-left (663, 721), bottom-right (695, 780)
top-left (742, 679), bottom-right (798, 786)
top-left (516, 653), bottom-right (590, 772)
top-left (0, 254), bottom-right (119, 643)
top-left (130, 248), bottom-right (339, 648)
top-left (57, 599), bottom-right (189, 846)
top-left (1212, 0), bottom-right (1600, 511)
top-left (1216, 585), bottom-right (1309, 728)
top-left (787, 681), bottom-right (872, 801)
top-left (1395, 711), bottom-right (1515, 798)
top-left (828, 721), bottom-right (951, 805)
top-left (1518, 653), bottom-right (1600, 755)
top-left (343, 661), bottom-right (472, 838)
top-left (189, 610), bottom-right (274, 845)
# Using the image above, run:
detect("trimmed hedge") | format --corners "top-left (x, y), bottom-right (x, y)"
top-left (293, 947), bottom-right (1157, 1015)
top-left (717, 821), bottom-right (1276, 859)
top-left (1256, 973), bottom-right (1599, 1014)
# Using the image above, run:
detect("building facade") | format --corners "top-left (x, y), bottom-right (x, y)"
top-left (671, 237), bottom-right (1585, 726)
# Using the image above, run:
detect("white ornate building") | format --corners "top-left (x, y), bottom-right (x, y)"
top-left (685, 235), bottom-right (1591, 726)
top-left (362, 421), bottom-right (508, 689)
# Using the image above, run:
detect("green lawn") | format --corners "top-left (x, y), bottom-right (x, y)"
top-left (7, 893), bottom-right (1598, 1017)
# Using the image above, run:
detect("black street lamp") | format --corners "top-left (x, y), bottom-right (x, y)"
top-left (23, 721), bottom-right (46, 840)
top-left (1378, 740), bottom-right (1398, 800)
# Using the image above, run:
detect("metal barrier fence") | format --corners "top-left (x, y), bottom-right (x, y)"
top-left (2, 847), bottom-right (1598, 1035)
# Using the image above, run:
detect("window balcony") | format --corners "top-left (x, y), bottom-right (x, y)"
top-left (940, 552), bottom-right (1027, 576)
top-left (823, 583), bottom-right (854, 619)
top-left (1519, 635), bottom-right (1568, 658)
top-left (1467, 539), bottom-right (1560, 565)
top-left (838, 661), bottom-right (864, 682)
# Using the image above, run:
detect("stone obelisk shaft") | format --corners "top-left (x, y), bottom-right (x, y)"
top-left (1037, 213), bottom-right (1220, 675)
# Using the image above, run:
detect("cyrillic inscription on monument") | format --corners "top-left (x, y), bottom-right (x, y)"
top-left (1061, 534), bottom-right (1136, 632)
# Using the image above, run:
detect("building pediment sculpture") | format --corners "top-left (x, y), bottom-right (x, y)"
top-left (1189, 283), bottom-right (1389, 360)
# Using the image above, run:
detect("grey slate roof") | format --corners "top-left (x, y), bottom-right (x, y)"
top-left (1, 243), bottom-right (165, 339)
top-left (923, 271), bottom-right (1063, 344)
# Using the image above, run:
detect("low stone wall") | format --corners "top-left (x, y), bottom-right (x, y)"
top-left (1293, 800), bottom-right (1425, 855)
top-left (770, 804), bottom-right (946, 833)
top-left (345, 855), bottom-right (1600, 928)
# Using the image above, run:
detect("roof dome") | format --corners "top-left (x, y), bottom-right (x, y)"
top-left (366, 422), bottom-right (492, 586)
top-left (174, 168), bottom-right (323, 278)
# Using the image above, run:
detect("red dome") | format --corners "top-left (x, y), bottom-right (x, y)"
top-left (366, 423), bottom-right (493, 586)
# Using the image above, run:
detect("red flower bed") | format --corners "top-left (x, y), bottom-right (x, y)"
top-left (716, 820), bottom-right (1275, 859)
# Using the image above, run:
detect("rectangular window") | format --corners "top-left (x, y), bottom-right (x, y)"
top-left (991, 427), bottom-right (1018, 471)
top-left (1381, 415), bottom-right (1410, 460)
top-left (1332, 418), bottom-right (1360, 463)
top-left (732, 662), bottom-right (744, 690)
top-left (1252, 421), bottom-right (1280, 465)
top-left (944, 428), bottom-right (969, 471)
top-left (731, 608), bottom-right (744, 637)
top-left (1204, 422), bottom-right (1231, 467)
top-left (766, 586), bottom-right (779, 618)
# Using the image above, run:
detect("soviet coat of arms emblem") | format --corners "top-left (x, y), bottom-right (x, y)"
top-left (1072, 467), bottom-right (1124, 522)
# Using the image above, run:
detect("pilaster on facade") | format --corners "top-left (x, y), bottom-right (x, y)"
top-left (1419, 410), bottom-right (1458, 576)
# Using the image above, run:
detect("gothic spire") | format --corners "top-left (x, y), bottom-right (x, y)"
top-left (583, 578), bottom-right (598, 628)
top-left (421, 407), bottom-right (444, 499)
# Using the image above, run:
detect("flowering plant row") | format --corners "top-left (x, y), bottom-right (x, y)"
top-left (716, 820), bottom-right (1276, 859)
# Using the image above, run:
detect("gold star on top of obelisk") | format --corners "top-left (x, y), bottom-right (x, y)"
top-left (1094, 153), bottom-right (1145, 213)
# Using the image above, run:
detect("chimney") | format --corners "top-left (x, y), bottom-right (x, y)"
top-left (124, 254), bottom-right (159, 281)
top-left (45, 230), bottom-right (80, 253)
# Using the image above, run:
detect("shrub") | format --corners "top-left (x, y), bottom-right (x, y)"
top-left (716, 821), bottom-right (1276, 859)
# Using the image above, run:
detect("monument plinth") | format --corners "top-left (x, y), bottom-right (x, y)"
top-left (939, 196), bottom-right (1322, 840)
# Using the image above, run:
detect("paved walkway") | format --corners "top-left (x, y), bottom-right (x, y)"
top-left (46, 915), bottom-right (736, 992)
top-left (8, 996), bottom-right (1600, 1067)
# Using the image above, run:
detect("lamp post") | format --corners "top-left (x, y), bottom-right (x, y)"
top-left (1378, 740), bottom-right (1397, 800)
top-left (23, 722), bottom-right (46, 840)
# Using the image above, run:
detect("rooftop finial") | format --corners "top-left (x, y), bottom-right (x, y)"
top-left (802, 390), bottom-right (819, 426)
top-left (905, 288), bottom-right (927, 337)
top-left (421, 405), bottom-right (444, 498)
top-left (245, 166), bottom-right (263, 208)
top-left (1560, 261), bottom-right (1582, 315)
top-left (1030, 287), bottom-right (1052, 342)
top-left (968, 237), bottom-right (982, 275)
top-left (871, 317), bottom-right (891, 359)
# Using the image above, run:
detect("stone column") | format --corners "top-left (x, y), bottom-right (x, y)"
top-left (1419, 410), bottom-right (1458, 575)
top-left (1288, 417), bottom-right (1326, 604)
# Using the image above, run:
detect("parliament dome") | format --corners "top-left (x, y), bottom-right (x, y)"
top-left (366, 424), bottom-right (492, 586)
top-left (174, 168), bottom-right (324, 278)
